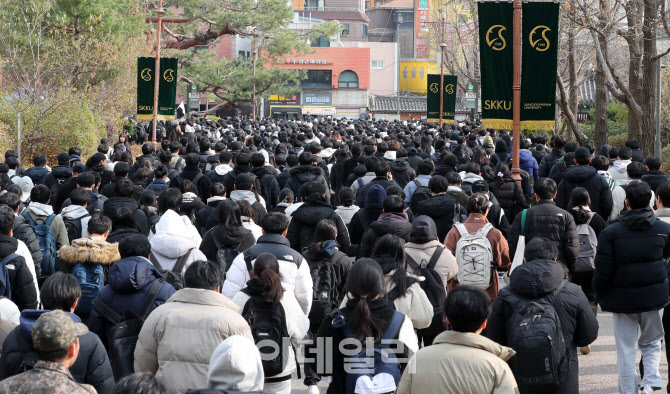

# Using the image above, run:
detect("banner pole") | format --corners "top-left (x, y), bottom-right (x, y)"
top-left (152, 0), bottom-right (165, 145)
top-left (512, 0), bottom-right (522, 184)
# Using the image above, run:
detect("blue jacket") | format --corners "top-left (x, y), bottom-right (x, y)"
top-left (23, 167), bottom-right (49, 185)
top-left (87, 256), bottom-right (175, 346)
top-left (519, 150), bottom-right (539, 180)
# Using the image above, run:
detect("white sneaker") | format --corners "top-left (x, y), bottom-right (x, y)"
top-left (641, 384), bottom-right (655, 394)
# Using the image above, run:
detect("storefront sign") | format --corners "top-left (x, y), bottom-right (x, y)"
top-left (304, 92), bottom-right (332, 106)
top-left (267, 94), bottom-right (300, 105)
top-left (283, 58), bottom-right (329, 65)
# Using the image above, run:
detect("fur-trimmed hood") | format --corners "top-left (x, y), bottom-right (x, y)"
top-left (58, 238), bottom-right (120, 265)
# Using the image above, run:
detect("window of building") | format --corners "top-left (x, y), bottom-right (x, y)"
top-left (420, 67), bottom-right (424, 78)
top-left (371, 60), bottom-right (385, 69)
top-left (338, 70), bottom-right (359, 88)
top-left (303, 70), bottom-right (332, 88)
top-left (363, 24), bottom-right (368, 37)
top-left (311, 37), bottom-right (330, 47)
top-left (411, 67), bottom-right (416, 79)
top-left (403, 67), bottom-right (407, 78)
top-left (342, 23), bottom-right (350, 36)
top-left (238, 51), bottom-right (250, 61)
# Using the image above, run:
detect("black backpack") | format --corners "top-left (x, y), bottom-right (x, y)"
top-left (410, 180), bottom-right (431, 214)
top-left (149, 249), bottom-right (192, 290)
top-left (63, 214), bottom-right (89, 244)
top-left (211, 235), bottom-right (240, 282)
top-left (406, 247), bottom-right (447, 337)
top-left (305, 252), bottom-right (340, 328)
top-left (387, 276), bottom-right (419, 305)
top-left (240, 292), bottom-right (292, 380)
top-left (503, 280), bottom-right (569, 389)
top-left (93, 279), bottom-right (164, 380)
top-left (175, 173), bottom-right (204, 196)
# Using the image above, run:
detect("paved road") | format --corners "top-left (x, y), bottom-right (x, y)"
top-left (289, 309), bottom-right (668, 393)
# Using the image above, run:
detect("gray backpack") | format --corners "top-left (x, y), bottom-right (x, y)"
top-left (574, 214), bottom-right (597, 273)
top-left (454, 223), bottom-right (494, 289)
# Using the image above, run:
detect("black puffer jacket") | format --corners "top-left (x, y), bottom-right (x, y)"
top-left (0, 234), bottom-right (37, 310)
top-left (593, 207), bottom-right (670, 313)
top-left (103, 197), bottom-right (149, 235)
top-left (531, 145), bottom-right (549, 165)
top-left (286, 193), bottom-right (350, 252)
top-left (488, 260), bottom-right (599, 394)
top-left (549, 160), bottom-right (571, 186)
top-left (106, 227), bottom-right (140, 244)
top-left (344, 164), bottom-right (366, 188)
top-left (44, 165), bottom-right (72, 189)
top-left (199, 224), bottom-right (256, 262)
top-left (358, 213), bottom-right (412, 258)
top-left (285, 165), bottom-right (331, 203)
top-left (539, 147), bottom-right (564, 178)
top-left (276, 168), bottom-right (290, 190)
top-left (488, 176), bottom-right (527, 221)
top-left (416, 193), bottom-right (457, 242)
top-left (641, 170), bottom-right (669, 193)
top-left (177, 165), bottom-right (212, 199)
top-left (555, 165), bottom-right (613, 220)
top-left (389, 159), bottom-right (416, 189)
top-left (508, 200), bottom-right (580, 269)
top-left (251, 166), bottom-right (280, 210)
top-left (12, 215), bottom-right (42, 277)
top-left (0, 310), bottom-right (115, 394)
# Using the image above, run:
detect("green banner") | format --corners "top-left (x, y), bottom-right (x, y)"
top-left (427, 74), bottom-right (458, 122)
top-left (521, 2), bottom-right (559, 131)
top-left (478, 1), bottom-right (513, 130)
top-left (137, 57), bottom-right (178, 121)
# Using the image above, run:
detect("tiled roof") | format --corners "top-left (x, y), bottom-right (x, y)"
top-left (376, 0), bottom-right (413, 8)
top-left (578, 74), bottom-right (612, 105)
top-left (369, 94), bottom-right (427, 113)
top-left (296, 10), bottom-right (369, 22)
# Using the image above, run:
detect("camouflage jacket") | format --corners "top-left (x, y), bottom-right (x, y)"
top-left (0, 360), bottom-right (96, 393)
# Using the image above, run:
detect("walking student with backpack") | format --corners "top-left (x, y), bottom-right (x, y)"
top-left (61, 188), bottom-right (91, 244)
top-left (0, 207), bottom-right (38, 311)
top-left (304, 259), bottom-right (418, 394)
top-left (487, 237), bottom-right (598, 394)
top-left (0, 272), bottom-right (115, 394)
top-left (232, 253), bottom-right (309, 394)
top-left (57, 215), bottom-right (120, 318)
top-left (346, 184), bottom-right (385, 256)
top-left (445, 193), bottom-right (510, 300)
top-left (404, 215), bottom-right (458, 346)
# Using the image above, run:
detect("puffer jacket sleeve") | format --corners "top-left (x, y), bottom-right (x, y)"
top-left (599, 178), bottom-right (614, 220)
top-left (319, 175), bottom-right (331, 204)
top-left (538, 155), bottom-right (551, 178)
top-left (334, 214), bottom-right (351, 251)
top-left (396, 282), bottom-right (434, 329)
top-left (85, 334), bottom-right (115, 394)
top-left (268, 176), bottom-right (280, 209)
top-left (0, 328), bottom-right (20, 379)
top-left (295, 257), bottom-right (314, 315)
top-left (562, 213), bottom-right (580, 268)
top-left (570, 286), bottom-right (599, 347)
top-left (554, 180), bottom-right (569, 210)
top-left (507, 212), bottom-right (522, 262)
top-left (334, 254), bottom-right (353, 301)
top-left (133, 307), bottom-right (161, 375)
top-left (592, 228), bottom-right (615, 299)
top-left (14, 223), bottom-right (42, 278)
top-left (11, 258), bottom-right (38, 311)
top-left (133, 210), bottom-right (150, 236)
top-left (52, 215), bottom-right (70, 250)
top-left (286, 218), bottom-right (300, 250)
top-left (346, 212), bottom-right (364, 253)
top-left (222, 254), bottom-right (250, 300)
top-left (199, 230), bottom-right (217, 261)
top-left (486, 295), bottom-right (512, 346)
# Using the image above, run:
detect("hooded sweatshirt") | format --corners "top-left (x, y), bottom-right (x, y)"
top-left (149, 210), bottom-right (206, 273)
top-left (404, 216), bottom-right (458, 287)
top-left (202, 336), bottom-right (265, 392)
top-left (610, 159), bottom-right (632, 184)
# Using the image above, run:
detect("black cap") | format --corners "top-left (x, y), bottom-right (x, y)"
top-left (471, 180), bottom-right (489, 193)
top-left (575, 147), bottom-right (590, 162)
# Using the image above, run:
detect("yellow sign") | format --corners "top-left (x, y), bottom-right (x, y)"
top-left (445, 84), bottom-right (454, 94)
top-left (140, 68), bottom-right (152, 82)
top-left (529, 25), bottom-right (551, 51)
top-left (163, 69), bottom-right (175, 82)
top-left (486, 25), bottom-right (507, 51)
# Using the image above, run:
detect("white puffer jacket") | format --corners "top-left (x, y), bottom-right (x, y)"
top-left (148, 210), bottom-right (206, 273)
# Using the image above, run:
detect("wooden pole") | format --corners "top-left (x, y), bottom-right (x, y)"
top-left (439, 17), bottom-right (446, 128)
top-left (151, 0), bottom-right (165, 144)
top-left (512, 0), bottom-right (522, 183)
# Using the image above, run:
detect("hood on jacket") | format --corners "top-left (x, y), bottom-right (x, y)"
top-left (214, 164), bottom-right (233, 176)
top-left (409, 215), bottom-right (438, 243)
top-left (61, 204), bottom-right (90, 220)
top-left (26, 202), bottom-right (53, 217)
top-left (371, 213), bottom-right (411, 236)
top-left (433, 330), bottom-right (516, 361)
top-left (352, 164), bottom-right (367, 177)
top-left (51, 165), bottom-right (73, 179)
top-left (0, 233), bottom-right (18, 259)
top-left (519, 150), bottom-right (535, 164)
top-left (207, 196), bottom-right (227, 206)
top-left (418, 194), bottom-right (455, 217)
top-left (389, 159), bottom-right (410, 172)
top-left (366, 184), bottom-right (387, 206)
top-left (230, 190), bottom-right (259, 205)
top-left (107, 256), bottom-right (162, 293)
top-left (563, 165), bottom-right (598, 183)
top-left (103, 197), bottom-right (139, 215)
top-left (612, 160), bottom-right (631, 174)
top-left (291, 193), bottom-right (334, 226)
top-left (212, 224), bottom-right (252, 246)
top-left (208, 336), bottom-right (265, 391)
top-left (151, 210), bottom-right (202, 259)
top-left (19, 309), bottom-right (82, 346)
top-left (59, 238), bottom-right (120, 265)
top-left (251, 166), bottom-right (270, 179)
top-left (510, 259), bottom-right (565, 298)
top-left (462, 173), bottom-right (484, 184)
top-left (618, 207), bottom-right (657, 231)
top-left (288, 165), bottom-right (323, 183)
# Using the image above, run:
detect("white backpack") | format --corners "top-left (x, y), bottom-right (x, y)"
top-left (455, 223), bottom-right (494, 289)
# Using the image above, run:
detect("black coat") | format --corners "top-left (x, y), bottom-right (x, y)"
top-left (251, 166), bottom-right (280, 210)
top-left (12, 215), bottom-right (42, 277)
top-left (285, 165), bottom-right (331, 204)
top-left (549, 160), bottom-right (571, 186)
top-left (531, 145), bottom-right (549, 165)
top-left (44, 165), bottom-right (72, 189)
top-left (103, 197), bottom-right (149, 235)
top-left (539, 147), bottom-right (564, 178)
top-left (199, 225), bottom-right (256, 262)
top-left (286, 193), bottom-right (350, 252)
top-left (0, 312), bottom-right (115, 394)
top-left (329, 161), bottom-right (346, 206)
top-left (177, 165), bottom-right (212, 199)
top-left (488, 177), bottom-right (527, 222)
top-left (55, 176), bottom-right (78, 213)
top-left (389, 159), bottom-right (416, 189)
top-left (508, 200), bottom-right (580, 269)
top-left (415, 193), bottom-right (457, 242)
top-left (344, 165), bottom-right (366, 188)
top-left (357, 213), bottom-right (412, 258)
top-left (221, 165), bottom-right (263, 199)
top-left (355, 177), bottom-right (399, 208)
top-left (487, 260), bottom-right (599, 394)
top-left (100, 177), bottom-right (123, 198)
top-left (593, 207), bottom-right (670, 313)
top-left (642, 170), bottom-right (669, 193)
top-left (555, 165), bottom-right (613, 220)
top-left (106, 227), bottom-right (140, 244)
top-left (276, 169), bottom-right (290, 191)
top-left (0, 234), bottom-right (37, 310)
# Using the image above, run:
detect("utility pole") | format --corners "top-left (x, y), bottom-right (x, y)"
top-left (511, 0), bottom-right (522, 183)
top-left (422, 17), bottom-right (448, 128)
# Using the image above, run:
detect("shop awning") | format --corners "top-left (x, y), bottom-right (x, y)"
top-left (303, 106), bottom-right (336, 117)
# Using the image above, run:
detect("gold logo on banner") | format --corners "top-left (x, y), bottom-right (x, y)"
top-left (529, 25), bottom-right (551, 51)
top-left (163, 69), bottom-right (175, 82)
top-left (486, 25), bottom-right (507, 51)
top-left (445, 84), bottom-right (454, 94)
top-left (140, 68), bottom-right (152, 81)
top-left (429, 83), bottom-right (439, 94)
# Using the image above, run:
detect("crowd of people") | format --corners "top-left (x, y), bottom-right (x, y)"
top-left (0, 115), bottom-right (665, 394)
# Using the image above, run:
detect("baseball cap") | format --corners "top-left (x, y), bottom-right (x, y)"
top-left (575, 147), bottom-right (591, 162)
top-left (15, 176), bottom-right (34, 202)
top-left (471, 180), bottom-right (489, 194)
top-left (235, 173), bottom-right (254, 189)
top-left (32, 310), bottom-right (88, 351)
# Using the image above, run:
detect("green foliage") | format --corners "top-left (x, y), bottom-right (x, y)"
top-left (662, 145), bottom-right (670, 175)
top-left (580, 121), bottom-right (628, 141)
top-left (586, 102), bottom-right (628, 126)
top-left (608, 132), bottom-right (629, 148)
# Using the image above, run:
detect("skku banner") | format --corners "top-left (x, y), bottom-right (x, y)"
top-left (137, 57), bottom-right (178, 120)
top-left (427, 74), bottom-right (457, 122)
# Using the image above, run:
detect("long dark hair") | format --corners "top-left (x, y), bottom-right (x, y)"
top-left (344, 259), bottom-right (385, 342)
top-left (217, 199), bottom-right (243, 229)
top-left (253, 253), bottom-right (283, 304)
top-left (307, 219), bottom-right (338, 256)
top-left (371, 234), bottom-right (408, 295)
top-left (236, 200), bottom-right (255, 222)
top-left (567, 187), bottom-right (592, 224)
top-left (495, 163), bottom-right (512, 189)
